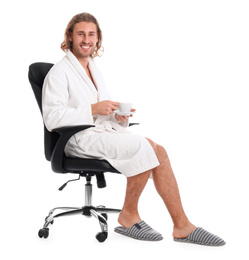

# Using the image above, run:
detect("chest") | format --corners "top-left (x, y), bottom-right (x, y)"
top-left (86, 67), bottom-right (97, 90)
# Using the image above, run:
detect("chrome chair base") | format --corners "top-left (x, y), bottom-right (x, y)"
top-left (38, 176), bottom-right (121, 242)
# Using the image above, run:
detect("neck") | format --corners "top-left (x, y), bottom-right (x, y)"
top-left (78, 57), bottom-right (89, 70)
top-left (72, 50), bottom-right (89, 70)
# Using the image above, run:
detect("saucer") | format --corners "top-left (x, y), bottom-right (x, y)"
top-left (115, 111), bottom-right (134, 116)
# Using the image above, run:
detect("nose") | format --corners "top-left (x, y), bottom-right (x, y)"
top-left (83, 34), bottom-right (89, 43)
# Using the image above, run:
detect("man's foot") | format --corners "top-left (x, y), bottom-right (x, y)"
top-left (115, 220), bottom-right (163, 241)
top-left (118, 211), bottom-right (142, 228)
top-left (173, 222), bottom-right (197, 239)
top-left (174, 227), bottom-right (226, 246)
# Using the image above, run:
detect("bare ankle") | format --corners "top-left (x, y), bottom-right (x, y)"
top-left (173, 222), bottom-right (196, 238)
top-left (118, 210), bottom-right (141, 228)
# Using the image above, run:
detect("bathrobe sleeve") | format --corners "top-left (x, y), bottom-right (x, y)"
top-left (42, 67), bottom-right (93, 131)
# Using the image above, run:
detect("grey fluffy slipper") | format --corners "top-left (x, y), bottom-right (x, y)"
top-left (174, 227), bottom-right (226, 246)
top-left (114, 221), bottom-right (163, 241)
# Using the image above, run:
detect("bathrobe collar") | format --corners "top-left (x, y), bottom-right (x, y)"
top-left (65, 50), bottom-right (99, 99)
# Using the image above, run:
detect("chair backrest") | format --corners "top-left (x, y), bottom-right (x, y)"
top-left (28, 62), bottom-right (59, 161)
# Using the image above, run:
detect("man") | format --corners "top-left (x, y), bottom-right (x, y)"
top-left (42, 12), bottom-right (225, 246)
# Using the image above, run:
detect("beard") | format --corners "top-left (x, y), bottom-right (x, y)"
top-left (71, 42), bottom-right (96, 59)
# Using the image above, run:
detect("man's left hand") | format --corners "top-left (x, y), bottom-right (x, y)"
top-left (115, 108), bottom-right (136, 122)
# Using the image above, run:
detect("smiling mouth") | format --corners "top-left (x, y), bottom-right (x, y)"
top-left (81, 45), bottom-right (91, 50)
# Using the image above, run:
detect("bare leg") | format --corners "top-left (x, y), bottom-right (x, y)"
top-left (118, 170), bottom-right (151, 228)
top-left (118, 138), bottom-right (196, 238)
top-left (147, 139), bottom-right (196, 238)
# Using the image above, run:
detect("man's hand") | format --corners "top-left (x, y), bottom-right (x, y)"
top-left (91, 100), bottom-right (119, 115)
top-left (115, 108), bottom-right (136, 122)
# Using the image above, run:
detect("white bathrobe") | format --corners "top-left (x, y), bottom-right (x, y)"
top-left (42, 51), bottom-right (159, 177)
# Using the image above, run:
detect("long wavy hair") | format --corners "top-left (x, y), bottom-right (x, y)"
top-left (61, 12), bottom-right (103, 58)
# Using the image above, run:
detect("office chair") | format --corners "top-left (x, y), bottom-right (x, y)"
top-left (28, 62), bottom-right (129, 242)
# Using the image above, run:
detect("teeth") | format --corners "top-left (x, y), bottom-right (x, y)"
top-left (81, 45), bottom-right (90, 49)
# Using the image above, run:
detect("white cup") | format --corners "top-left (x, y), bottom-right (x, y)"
top-left (118, 102), bottom-right (132, 114)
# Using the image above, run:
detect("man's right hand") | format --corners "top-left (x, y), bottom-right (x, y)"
top-left (91, 100), bottom-right (119, 116)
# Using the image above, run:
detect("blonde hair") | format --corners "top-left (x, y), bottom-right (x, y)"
top-left (61, 12), bottom-right (103, 58)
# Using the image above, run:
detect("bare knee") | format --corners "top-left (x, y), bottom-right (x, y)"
top-left (145, 138), bottom-right (168, 161)
top-left (157, 144), bottom-right (168, 158)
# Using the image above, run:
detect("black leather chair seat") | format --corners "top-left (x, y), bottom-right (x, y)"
top-left (63, 157), bottom-right (120, 174)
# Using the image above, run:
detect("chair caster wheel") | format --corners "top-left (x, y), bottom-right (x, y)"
top-left (38, 228), bottom-right (49, 238)
top-left (96, 231), bottom-right (108, 242)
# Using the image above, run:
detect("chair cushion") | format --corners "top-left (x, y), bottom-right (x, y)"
top-left (63, 157), bottom-right (120, 174)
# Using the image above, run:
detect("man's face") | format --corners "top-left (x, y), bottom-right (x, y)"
top-left (70, 22), bottom-right (98, 60)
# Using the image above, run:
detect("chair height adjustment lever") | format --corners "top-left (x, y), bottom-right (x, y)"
top-left (58, 175), bottom-right (81, 191)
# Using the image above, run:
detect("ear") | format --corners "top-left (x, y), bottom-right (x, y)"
top-left (68, 32), bottom-right (73, 42)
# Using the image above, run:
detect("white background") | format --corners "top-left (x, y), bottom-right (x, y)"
top-left (1, 0), bottom-right (248, 259)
